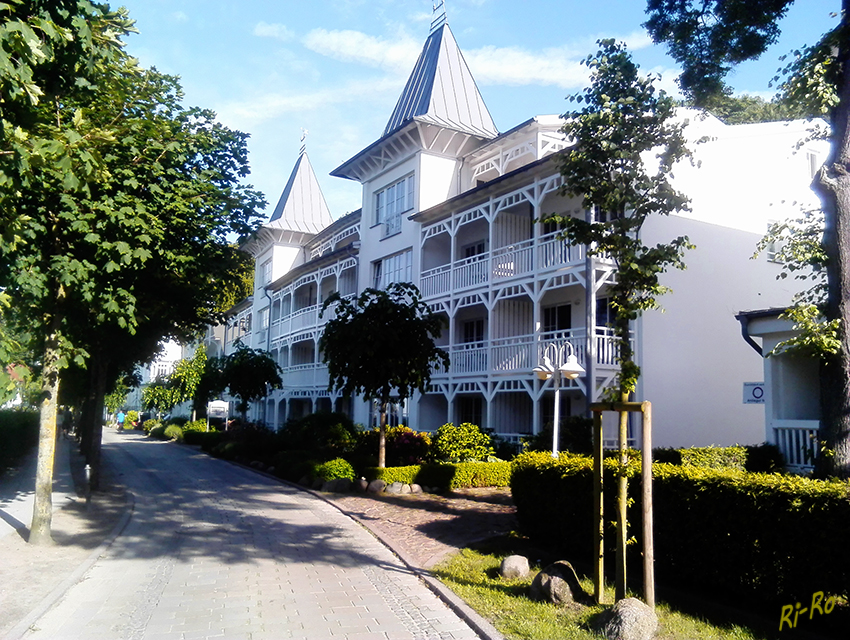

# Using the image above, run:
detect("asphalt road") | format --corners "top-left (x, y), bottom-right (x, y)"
top-left (17, 429), bottom-right (480, 640)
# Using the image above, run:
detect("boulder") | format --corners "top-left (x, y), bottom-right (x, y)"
top-left (298, 475), bottom-right (312, 487)
top-left (333, 477), bottom-right (352, 493)
top-left (356, 478), bottom-right (369, 492)
top-left (529, 560), bottom-right (591, 605)
top-left (249, 460), bottom-right (265, 470)
top-left (500, 555), bottom-right (530, 580)
top-left (311, 478), bottom-right (324, 490)
top-left (410, 483), bottom-right (423, 494)
top-left (599, 598), bottom-right (658, 640)
top-left (400, 483), bottom-right (412, 494)
top-left (385, 481), bottom-right (404, 494)
top-left (367, 479), bottom-right (387, 493)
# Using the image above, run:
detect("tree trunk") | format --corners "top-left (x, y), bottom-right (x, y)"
top-left (86, 355), bottom-right (109, 490)
top-left (815, 8), bottom-right (850, 479)
top-left (29, 324), bottom-right (62, 546)
top-left (378, 400), bottom-right (388, 468)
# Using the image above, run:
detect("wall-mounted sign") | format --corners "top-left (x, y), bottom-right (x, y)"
top-left (743, 382), bottom-right (765, 404)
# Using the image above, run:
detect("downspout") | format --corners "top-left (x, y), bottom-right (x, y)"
top-left (735, 313), bottom-right (763, 356)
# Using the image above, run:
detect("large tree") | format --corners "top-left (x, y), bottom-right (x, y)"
top-left (219, 341), bottom-right (282, 423)
top-left (0, 33), bottom-right (264, 542)
top-left (319, 282), bottom-right (449, 468)
top-left (645, 0), bottom-right (850, 477)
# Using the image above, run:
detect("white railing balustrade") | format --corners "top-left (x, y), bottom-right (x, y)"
top-left (772, 420), bottom-right (818, 473)
top-left (451, 342), bottom-right (488, 373)
top-left (290, 304), bottom-right (319, 332)
top-left (420, 264), bottom-right (451, 298)
top-left (453, 254), bottom-right (489, 290)
top-left (491, 335), bottom-right (535, 372)
top-left (492, 239), bottom-right (534, 279)
top-left (538, 232), bottom-right (584, 269)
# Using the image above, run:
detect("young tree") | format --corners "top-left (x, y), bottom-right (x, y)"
top-left (546, 40), bottom-right (691, 600)
top-left (220, 342), bottom-right (282, 423)
top-left (319, 282), bottom-right (449, 468)
top-left (645, 0), bottom-right (850, 477)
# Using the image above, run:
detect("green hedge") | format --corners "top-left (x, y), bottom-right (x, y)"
top-left (0, 409), bottom-right (39, 475)
top-left (367, 461), bottom-right (512, 490)
top-left (510, 451), bottom-right (850, 605)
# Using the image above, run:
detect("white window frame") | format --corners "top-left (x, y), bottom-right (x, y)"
top-left (374, 174), bottom-right (414, 237)
top-left (260, 259), bottom-right (272, 285)
top-left (373, 249), bottom-right (413, 289)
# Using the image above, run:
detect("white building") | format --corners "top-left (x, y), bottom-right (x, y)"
top-left (213, 15), bottom-right (827, 449)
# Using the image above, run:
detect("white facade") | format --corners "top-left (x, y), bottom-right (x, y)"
top-left (215, 19), bottom-right (827, 448)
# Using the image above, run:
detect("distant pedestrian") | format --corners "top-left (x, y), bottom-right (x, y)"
top-left (117, 411), bottom-right (125, 430)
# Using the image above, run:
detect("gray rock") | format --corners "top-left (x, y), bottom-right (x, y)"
top-left (600, 598), bottom-right (658, 640)
top-left (385, 481), bottom-right (404, 494)
top-left (333, 477), bottom-right (352, 492)
top-left (367, 479), bottom-right (387, 493)
top-left (410, 483), bottom-right (423, 494)
top-left (400, 483), bottom-right (412, 494)
top-left (249, 460), bottom-right (264, 470)
top-left (298, 475), bottom-right (311, 487)
top-left (529, 560), bottom-right (591, 605)
top-left (500, 555), bottom-right (530, 579)
top-left (321, 479), bottom-right (337, 492)
top-left (356, 478), bottom-right (369, 492)
top-left (311, 478), bottom-right (324, 490)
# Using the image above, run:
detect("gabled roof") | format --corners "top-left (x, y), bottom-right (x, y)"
top-left (384, 23), bottom-right (497, 139)
top-left (267, 151), bottom-right (333, 234)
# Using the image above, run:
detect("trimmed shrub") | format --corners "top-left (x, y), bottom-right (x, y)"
top-left (744, 442), bottom-right (785, 473)
top-left (510, 451), bottom-right (850, 606)
top-left (315, 458), bottom-right (356, 482)
top-left (653, 444), bottom-right (784, 472)
top-left (164, 425), bottom-right (183, 442)
top-left (522, 415), bottom-right (593, 455)
top-left (142, 419), bottom-right (160, 434)
top-left (124, 410), bottom-right (140, 429)
top-left (149, 425), bottom-right (167, 440)
top-left (355, 425), bottom-right (431, 468)
top-left (431, 422), bottom-right (494, 462)
top-left (367, 460), bottom-right (512, 490)
top-left (278, 412), bottom-right (358, 459)
top-left (270, 450), bottom-right (318, 481)
top-left (183, 419), bottom-right (210, 433)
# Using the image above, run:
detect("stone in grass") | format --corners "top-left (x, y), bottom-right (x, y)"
top-left (367, 479), bottom-right (387, 493)
top-left (529, 560), bottom-right (592, 605)
top-left (500, 555), bottom-right (530, 579)
top-left (598, 598), bottom-right (658, 640)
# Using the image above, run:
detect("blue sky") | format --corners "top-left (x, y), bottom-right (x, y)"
top-left (116, 0), bottom-right (838, 220)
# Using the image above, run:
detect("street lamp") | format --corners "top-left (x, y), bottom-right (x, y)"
top-left (534, 342), bottom-right (585, 457)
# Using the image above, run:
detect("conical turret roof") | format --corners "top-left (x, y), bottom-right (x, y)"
top-left (267, 151), bottom-right (333, 234)
top-left (384, 22), bottom-right (497, 139)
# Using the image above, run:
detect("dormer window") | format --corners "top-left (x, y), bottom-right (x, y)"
top-left (375, 174), bottom-right (414, 237)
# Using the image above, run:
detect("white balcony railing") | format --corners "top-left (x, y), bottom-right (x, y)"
top-left (434, 330), bottom-right (623, 378)
top-left (772, 420), bottom-right (818, 473)
top-left (420, 231), bottom-right (590, 299)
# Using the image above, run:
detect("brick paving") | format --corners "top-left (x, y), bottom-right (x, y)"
top-left (8, 431), bottom-right (494, 640)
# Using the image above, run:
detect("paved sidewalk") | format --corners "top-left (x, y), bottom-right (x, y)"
top-left (0, 433), bottom-right (77, 542)
top-left (12, 430), bottom-right (485, 640)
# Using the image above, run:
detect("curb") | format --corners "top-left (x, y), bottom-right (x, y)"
top-left (2, 492), bottom-right (136, 640)
top-left (228, 460), bottom-right (505, 640)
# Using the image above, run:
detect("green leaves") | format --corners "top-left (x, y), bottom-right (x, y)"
top-left (552, 40), bottom-right (692, 396)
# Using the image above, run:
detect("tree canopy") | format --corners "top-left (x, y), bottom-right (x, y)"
top-left (219, 341), bottom-right (282, 422)
top-left (319, 282), bottom-right (449, 467)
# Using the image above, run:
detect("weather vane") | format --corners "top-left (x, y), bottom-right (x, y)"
top-left (430, 0), bottom-right (446, 33)
top-left (300, 128), bottom-right (308, 155)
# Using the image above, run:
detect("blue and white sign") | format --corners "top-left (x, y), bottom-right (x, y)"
top-left (743, 382), bottom-right (765, 404)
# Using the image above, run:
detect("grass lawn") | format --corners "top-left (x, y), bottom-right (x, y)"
top-left (433, 546), bottom-right (768, 640)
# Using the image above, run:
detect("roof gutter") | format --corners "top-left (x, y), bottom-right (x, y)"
top-left (735, 313), bottom-right (763, 357)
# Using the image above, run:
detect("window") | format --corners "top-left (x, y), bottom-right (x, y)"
top-left (462, 319), bottom-right (485, 344)
top-left (458, 396), bottom-right (483, 428)
top-left (375, 175), bottom-right (415, 237)
top-left (596, 297), bottom-right (614, 328)
top-left (543, 304), bottom-right (571, 333)
top-left (373, 249), bottom-right (413, 289)
top-left (260, 259), bottom-right (272, 285)
top-left (463, 240), bottom-right (487, 259)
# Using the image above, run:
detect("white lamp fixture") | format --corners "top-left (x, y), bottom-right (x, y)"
top-left (534, 343), bottom-right (585, 457)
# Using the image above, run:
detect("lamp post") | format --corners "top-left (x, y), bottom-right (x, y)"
top-left (534, 342), bottom-right (585, 457)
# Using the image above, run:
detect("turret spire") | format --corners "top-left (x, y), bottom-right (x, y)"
top-left (430, 1), bottom-right (446, 34)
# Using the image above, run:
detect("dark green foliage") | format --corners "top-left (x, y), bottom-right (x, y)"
top-left (278, 412), bottom-right (358, 460)
top-left (182, 419), bottom-right (210, 433)
top-left (431, 422), bottom-right (494, 462)
top-left (141, 419), bottom-right (159, 434)
top-left (744, 442), bottom-right (785, 473)
top-left (0, 409), bottom-right (38, 475)
top-left (315, 458), bottom-right (356, 482)
top-left (522, 416), bottom-right (593, 455)
top-left (510, 451), bottom-right (850, 605)
top-left (354, 425), bottom-right (431, 468)
top-left (368, 461), bottom-right (512, 490)
top-left (269, 450), bottom-right (317, 482)
top-left (220, 342), bottom-right (281, 420)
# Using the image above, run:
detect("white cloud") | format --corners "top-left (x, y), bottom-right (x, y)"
top-left (171, 11), bottom-right (188, 23)
top-left (302, 28), bottom-right (420, 74)
top-left (465, 46), bottom-right (588, 89)
top-left (254, 21), bottom-right (294, 41)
